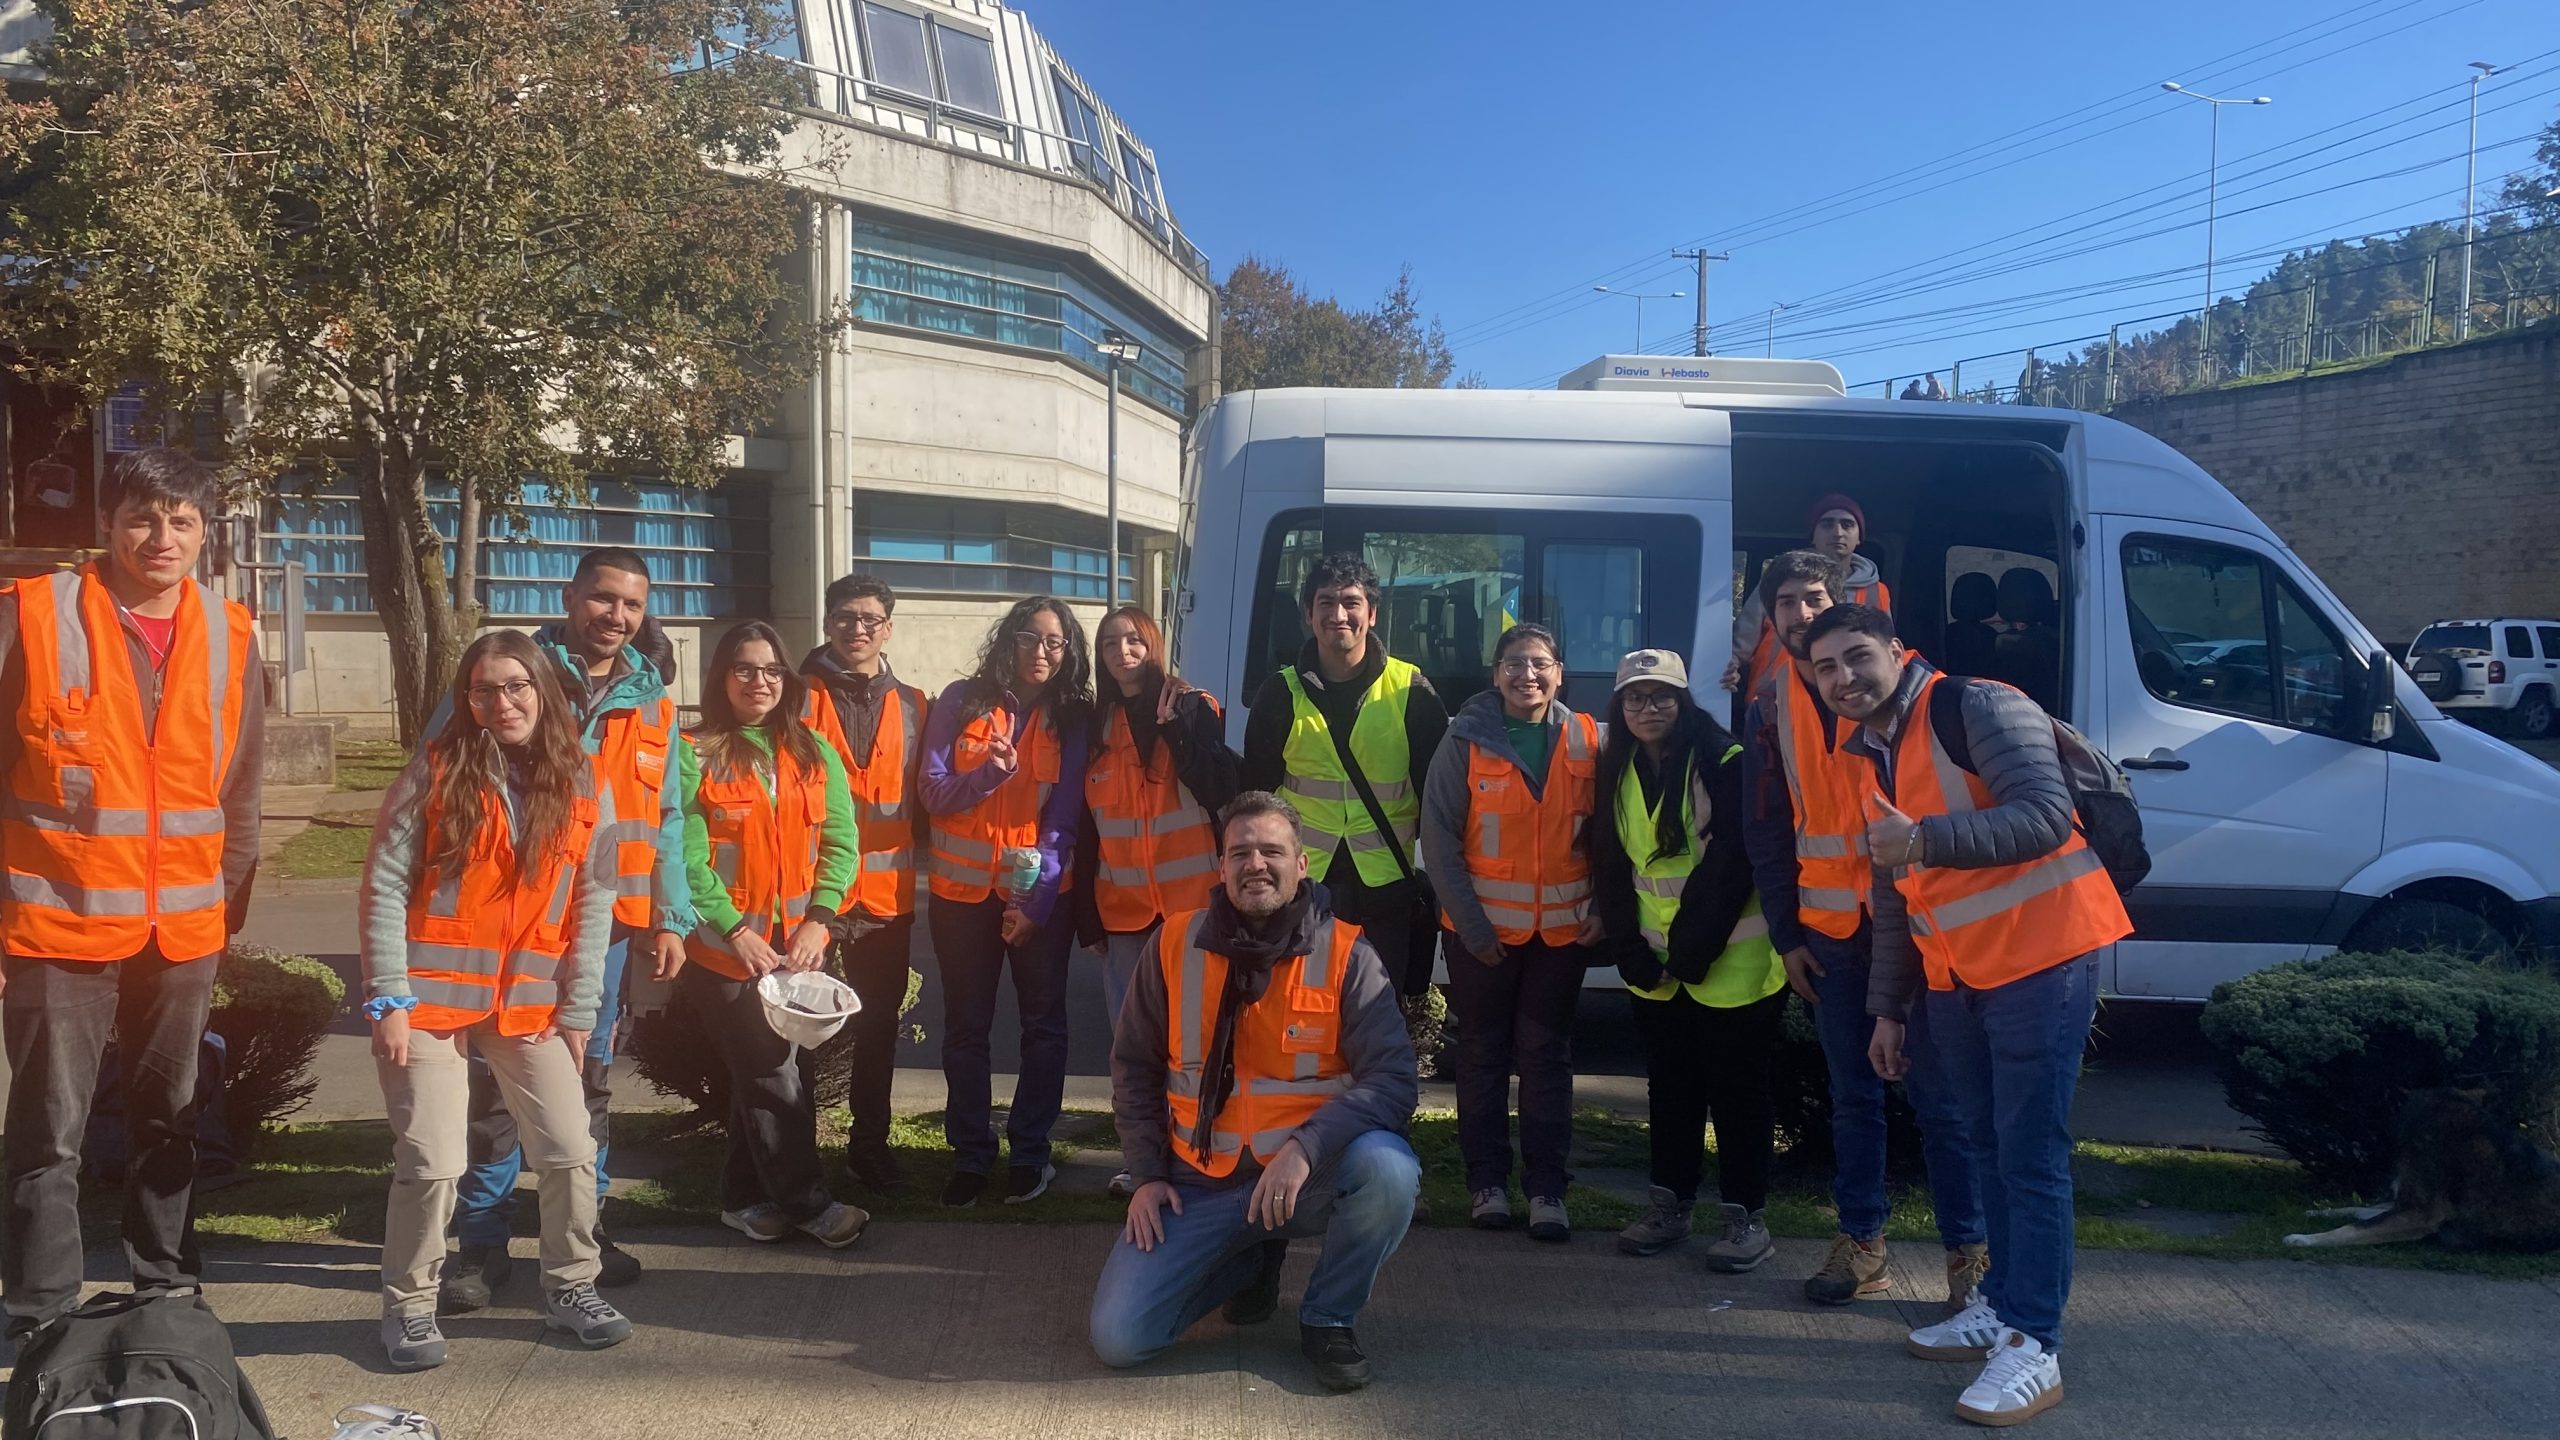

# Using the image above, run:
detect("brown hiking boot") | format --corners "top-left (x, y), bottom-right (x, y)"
top-left (1944, 1243), bottom-right (1990, 1319)
top-left (1804, 1233), bottom-right (1891, 1305)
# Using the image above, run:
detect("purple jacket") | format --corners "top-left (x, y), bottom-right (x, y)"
top-left (919, 680), bottom-right (1091, 926)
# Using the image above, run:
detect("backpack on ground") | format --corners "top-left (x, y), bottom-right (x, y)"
top-left (3, 1287), bottom-right (277, 1440)
top-left (1926, 676), bottom-right (2151, 893)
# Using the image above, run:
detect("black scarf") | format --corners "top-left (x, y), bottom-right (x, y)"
top-left (1189, 883), bottom-right (1319, 1158)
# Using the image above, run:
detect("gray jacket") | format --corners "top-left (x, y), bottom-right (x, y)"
top-left (1421, 690), bottom-right (1588, 960)
top-left (358, 755), bottom-right (616, 1031)
top-left (1111, 888), bottom-right (1417, 1188)
top-left (1847, 661), bottom-right (2075, 1018)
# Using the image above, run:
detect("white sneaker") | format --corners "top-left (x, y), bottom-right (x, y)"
top-left (1909, 1298), bottom-right (2012, 1361)
top-left (1955, 1331), bottom-right (2064, 1427)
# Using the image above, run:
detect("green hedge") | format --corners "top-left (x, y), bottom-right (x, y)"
top-left (2199, 950), bottom-right (2560, 1193)
top-left (1771, 993), bottom-right (1928, 1177)
top-left (210, 944), bottom-right (347, 1149)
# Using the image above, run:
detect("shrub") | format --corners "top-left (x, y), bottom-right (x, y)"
top-left (1770, 993), bottom-right (1928, 1177)
top-left (209, 944), bottom-right (347, 1148)
top-left (2199, 950), bottom-right (2560, 1193)
top-left (630, 965), bottom-right (923, 1126)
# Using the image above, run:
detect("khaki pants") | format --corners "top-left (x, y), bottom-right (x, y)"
top-left (377, 1022), bottom-right (598, 1317)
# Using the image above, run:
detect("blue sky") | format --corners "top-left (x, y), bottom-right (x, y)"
top-left (1032, 0), bottom-right (2560, 392)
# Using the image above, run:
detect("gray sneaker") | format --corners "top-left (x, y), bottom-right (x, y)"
top-left (720, 1203), bottom-right (792, 1243)
top-left (1701, 1202), bottom-right (1775, 1273)
top-left (381, 1312), bottom-right (446, 1371)
top-left (1526, 1195), bottom-right (1571, 1243)
top-left (1469, 1186), bottom-right (1514, 1230)
top-left (796, 1201), bottom-right (871, 1250)
top-left (544, 1282), bottom-right (633, 1349)
top-left (1617, 1185), bottom-right (1693, 1257)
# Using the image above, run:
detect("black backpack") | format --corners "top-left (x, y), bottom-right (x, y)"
top-left (4, 1288), bottom-right (277, 1440)
top-left (1926, 678), bottom-right (2151, 893)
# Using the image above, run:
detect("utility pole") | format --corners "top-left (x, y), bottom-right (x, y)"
top-left (2461, 61), bottom-right (2502, 341)
top-left (1671, 249), bottom-right (1729, 355)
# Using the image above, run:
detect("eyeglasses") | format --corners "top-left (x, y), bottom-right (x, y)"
top-left (1011, 632), bottom-right (1070, 657)
top-left (1621, 689), bottom-right (1683, 714)
top-left (825, 611), bottom-right (890, 634)
top-left (727, 663), bottom-right (789, 685)
top-left (1496, 657), bottom-right (1560, 678)
top-left (466, 679), bottom-right (535, 710)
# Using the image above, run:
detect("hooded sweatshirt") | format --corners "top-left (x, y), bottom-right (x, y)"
top-left (1732, 550), bottom-right (1885, 667)
top-left (1419, 689), bottom-right (1593, 961)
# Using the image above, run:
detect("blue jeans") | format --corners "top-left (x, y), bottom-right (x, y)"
top-left (1924, 951), bottom-right (2100, 1354)
top-left (1806, 925), bottom-right (1983, 1248)
top-left (931, 895), bottom-right (1074, 1174)
top-left (1089, 1129), bottom-right (1421, 1367)
top-left (454, 928), bottom-right (629, 1247)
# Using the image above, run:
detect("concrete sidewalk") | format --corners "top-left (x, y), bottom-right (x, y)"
top-left (31, 1225), bottom-right (2559, 1439)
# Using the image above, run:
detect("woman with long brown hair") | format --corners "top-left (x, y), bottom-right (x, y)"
top-left (359, 630), bottom-right (631, 1371)
top-left (673, 620), bottom-right (868, 1249)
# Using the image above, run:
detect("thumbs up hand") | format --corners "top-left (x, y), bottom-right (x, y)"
top-left (1865, 793), bottom-right (1924, 869)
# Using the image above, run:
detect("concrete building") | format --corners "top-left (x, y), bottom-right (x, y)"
top-left (233, 0), bottom-right (1218, 715)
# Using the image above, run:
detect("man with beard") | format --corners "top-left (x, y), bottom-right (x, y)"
top-left (1739, 552), bottom-right (1984, 1314)
top-left (1089, 792), bottom-right (1420, 1392)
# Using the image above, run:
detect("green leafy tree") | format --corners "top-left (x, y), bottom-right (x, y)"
top-left (1, 1), bottom-right (828, 740)
top-left (1218, 256), bottom-right (1458, 392)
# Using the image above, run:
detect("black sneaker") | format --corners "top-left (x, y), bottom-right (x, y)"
top-left (596, 1229), bottom-right (641, 1288)
top-left (437, 1244), bottom-right (513, 1315)
top-left (1223, 1240), bottom-right (1289, 1325)
top-left (942, 1171), bottom-right (989, 1209)
top-left (1300, 1323), bottom-right (1373, 1392)
top-left (848, 1142), bottom-right (906, 1198)
top-left (1003, 1163), bottom-right (1056, 1205)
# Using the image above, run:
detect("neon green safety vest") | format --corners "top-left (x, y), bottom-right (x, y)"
top-left (1618, 744), bottom-right (1784, 1007)
top-left (1277, 658), bottom-right (1421, 887)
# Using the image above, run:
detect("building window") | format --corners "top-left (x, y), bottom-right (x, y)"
top-left (850, 219), bottom-right (1191, 413)
top-left (853, 495), bottom-right (1138, 602)
top-left (1117, 139), bottom-right (1163, 232)
top-left (856, 2), bottom-right (1003, 120)
top-left (259, 476), bottom-right (770, 620)
top-left (1051, 69), bottom-right (1116, 189)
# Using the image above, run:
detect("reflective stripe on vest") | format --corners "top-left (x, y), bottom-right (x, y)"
top-left (806, 681), bottom-right (924, 920)
top-left (404, 774), bottom-right (600, 1036)
top-left (926, 702), bottom-right (1063, 904)
top-left (1087, 697), bottom-right (1222, 931)
top-left (2, 565), bottom-right (251, 962)
top-left (1614, 745), bottom-right (1785, 1007)
top-left (1443, 712), bottom-right (1596, 947)
top-left (592, 696), bottom-right (676, 929)
top-left (1769, 662), bottom-right (1872, 941)
top-left (1274, 659), bottom-right (1420, 887)
top-left (1159, 909), bottom-right (1359, 1178)
top-left (1886, 670), bottom-right (2132, 991)
top-left (684, 738), bottom-right (829, 981)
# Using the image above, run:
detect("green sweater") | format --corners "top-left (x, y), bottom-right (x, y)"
top-left (675, 726), bottom-right (860, 937)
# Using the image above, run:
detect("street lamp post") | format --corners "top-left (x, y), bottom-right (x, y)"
top-left (2461, 61), bottom-right (2503, 341)
top-left (2161, 82), bottom-right (2272, 378)
top-left (1097, 328), bottom-right (1143, 604)
top-left (1765, 302), bottom-right (1790, 358)
top-left (1592, 285), bottom-right (1686, 352)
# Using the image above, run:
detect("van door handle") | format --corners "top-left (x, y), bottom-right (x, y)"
top-left (2120, 753), bottom-right (2190, 772)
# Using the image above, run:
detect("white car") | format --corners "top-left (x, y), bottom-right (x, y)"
top-left (2405, 620), bottom-right (2560, 741)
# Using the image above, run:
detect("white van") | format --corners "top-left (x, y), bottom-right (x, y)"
top-left (1169, 357), bottom-right (2560, 1000)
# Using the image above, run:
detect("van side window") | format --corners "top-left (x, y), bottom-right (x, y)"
top-left (2122, 535), bottom-right (2357, 736)
top-left (2503, 626), bottom-right (2534, 660)
top-left (2538, 627), bottom-right (2560, 661)
top-left (1364, 530), bottom-right (1527, 684)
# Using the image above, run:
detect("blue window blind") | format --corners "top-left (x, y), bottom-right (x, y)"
top-left (853, 494), bottom-right (1133, 602)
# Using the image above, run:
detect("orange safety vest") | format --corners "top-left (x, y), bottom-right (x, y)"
top-left (3, 564), bottom-right (254, 963)
top-left (1767, 660), bottom-right (1872, 940)
top-left (684, 738), bottom-right (829, 981)
top-left (926, 703), bottom-right (1066, 905)
top-left (1884, 670), bottom-right (2132, 990)
top-left (805, 681), bottom-right (924, 920)
top-left (1086, 696), bottom-right (1222, 933)
top-left (1442, 711), bottom-right (1598, 947)
top-left (1746, 574), bottom-right (1890, 704)
top-left (590, 695), bottom-right (675, 930)
top-left (404, 774), bottom-right (602, 1035)
top-left (1159, 908), bottom-right (1359, 1178)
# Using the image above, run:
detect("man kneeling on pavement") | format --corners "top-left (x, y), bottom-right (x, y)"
top-left (1089, 791), bottom-right (1421, 1391)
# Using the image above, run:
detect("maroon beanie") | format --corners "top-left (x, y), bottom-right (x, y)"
top-left (1807, 492), bottom-right (1867, 534)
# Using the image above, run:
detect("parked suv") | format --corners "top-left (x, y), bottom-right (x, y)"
top-left (2406, 619), bottom-right (2560, 740)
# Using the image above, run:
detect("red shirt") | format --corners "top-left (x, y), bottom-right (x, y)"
top-left (127, 611), bottom-right (177, 670)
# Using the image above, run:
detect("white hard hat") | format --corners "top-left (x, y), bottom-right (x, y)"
top-left (757, 970), bottom-right (862, 1049)
top-left (332, 1405), bottom-right (442, 1440)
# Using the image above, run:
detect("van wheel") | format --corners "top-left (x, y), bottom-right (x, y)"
top-left (2341, 898), bottom-right (2514, 967)
top-left (2513, 687), bottom-right (2556, 740)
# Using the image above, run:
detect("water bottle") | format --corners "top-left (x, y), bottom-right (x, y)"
top-left (1001, 846), bottom-right (1043, 902)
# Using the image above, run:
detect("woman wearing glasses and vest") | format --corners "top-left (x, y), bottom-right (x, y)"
top-left (1075, 604), bottom-right (1241, 1197)
top-left (359, 632), bottom-right (631, 1371)
top-left (673, 621), bottom-right (869, 1251)
top-left (921, 596), bottom-right (1095, 1209)
top-left (1588, 649), bottom-right (1786, 1271)
top-left (1419, 623), bottom-right (1602, 1243)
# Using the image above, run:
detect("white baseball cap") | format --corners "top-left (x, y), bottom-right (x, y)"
top-left (1613, 649), bottom-right (1690, 691)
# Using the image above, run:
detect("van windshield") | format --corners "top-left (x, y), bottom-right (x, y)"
top-left (2412, 624), bottom-right (2491, 657)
